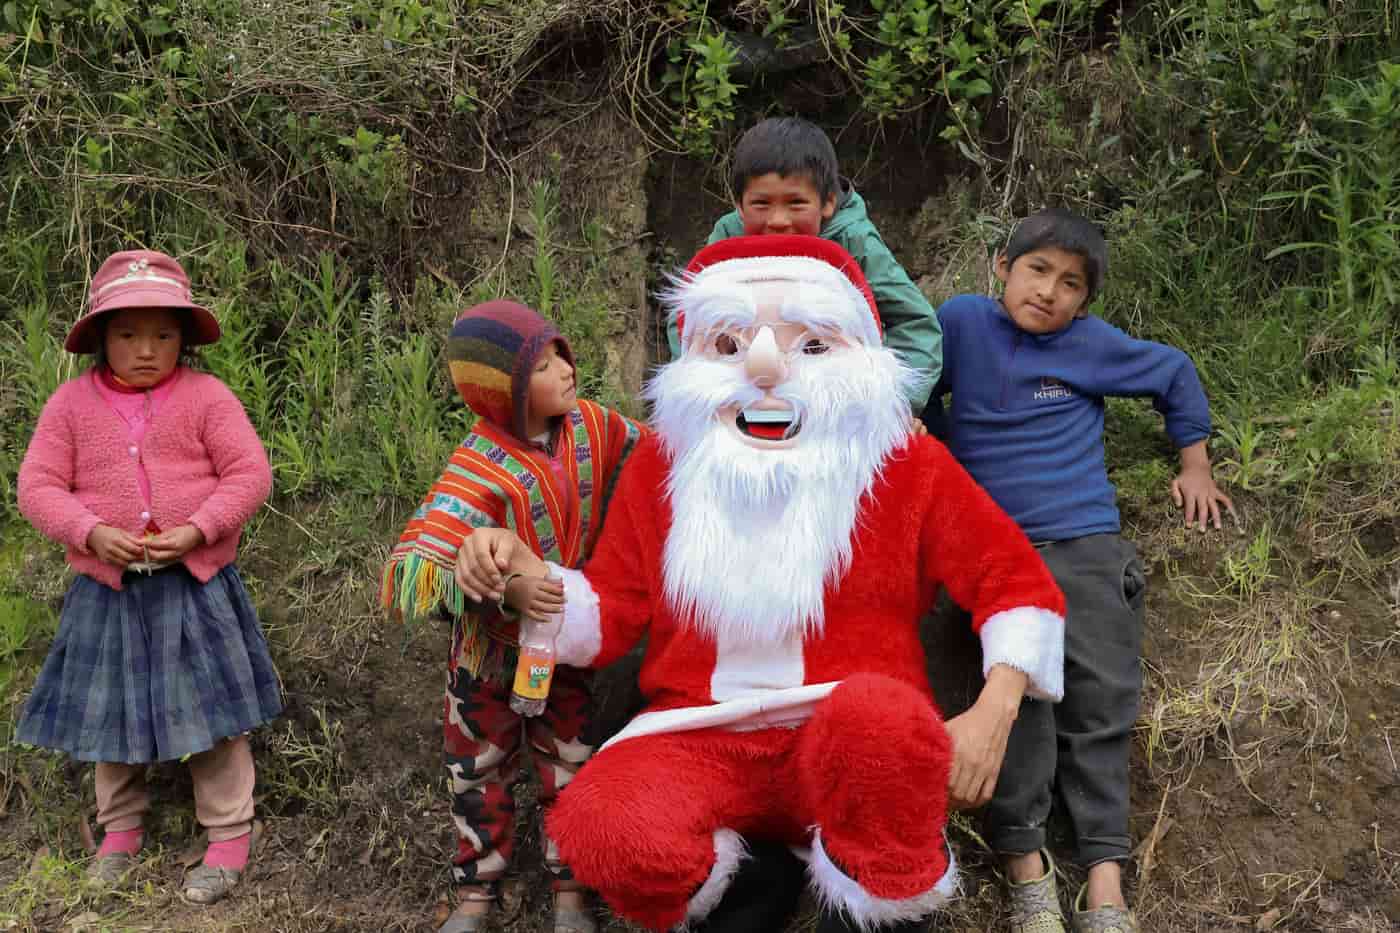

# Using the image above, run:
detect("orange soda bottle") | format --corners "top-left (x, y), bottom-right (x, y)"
top-left (509, 571), bottom-right (562, 717)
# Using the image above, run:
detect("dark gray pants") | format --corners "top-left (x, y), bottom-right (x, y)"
top-left (985, 532), bottom-right (1146, 868)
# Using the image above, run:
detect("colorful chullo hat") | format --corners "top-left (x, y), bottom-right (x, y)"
top-left (447, 299), bottom-right (575, 443)
top-left (670, 234), bottom-right (884, 351)
top-left (381, 300), bottom-right (573, 676)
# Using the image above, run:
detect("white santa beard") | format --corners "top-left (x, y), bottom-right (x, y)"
top-left (646, 345), bottom-right (916, 648)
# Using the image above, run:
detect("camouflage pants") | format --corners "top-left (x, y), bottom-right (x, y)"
top-left (444, 644), bottom-right (594, 890)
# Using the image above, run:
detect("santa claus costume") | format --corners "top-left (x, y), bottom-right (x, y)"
top-left (539, 236), bottom-right (1066, 931)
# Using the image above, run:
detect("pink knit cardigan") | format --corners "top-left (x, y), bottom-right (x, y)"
top-left (17, 368), bottom-right (272, 590)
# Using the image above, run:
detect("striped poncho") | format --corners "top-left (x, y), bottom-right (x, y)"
top-left (382, 399), bottom-right (643, 675)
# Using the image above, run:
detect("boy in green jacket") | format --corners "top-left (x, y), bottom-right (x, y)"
top-left (667, 116), bottom-right (943, 414)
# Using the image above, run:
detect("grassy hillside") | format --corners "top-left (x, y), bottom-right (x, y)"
top-left (2, 1), bottom-right (1398, 930)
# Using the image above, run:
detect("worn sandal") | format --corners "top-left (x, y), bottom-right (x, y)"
top-left (1008, 849), bottom-right (1067, 933)
top-left (86, 850), bottom-right (138, 885)
top-left (439, 885), bottom-right (497, 933)
top-left (182, 864), bottom-right (242, 904)
top-left (182, 820), bottom-right (261, 905)
top-left (1071, 884), bottom-right (1139, 933)
top-left (553, 904), bottom-right (597, 933)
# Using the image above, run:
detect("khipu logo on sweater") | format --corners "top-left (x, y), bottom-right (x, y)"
top-left (1034, 377), bottom-right (1073, 401)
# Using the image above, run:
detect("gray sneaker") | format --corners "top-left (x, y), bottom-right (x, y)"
top-left (1071, 884), bottom-right (1139, 933)
top-left (1007, 850), bottom-right (1067, 933)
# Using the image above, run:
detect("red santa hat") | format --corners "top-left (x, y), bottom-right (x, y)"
top-left (673, 234), bottom-right (883, 349)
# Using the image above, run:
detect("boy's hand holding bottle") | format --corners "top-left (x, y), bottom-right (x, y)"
top-left (504, 573), bottom-right (565, 622)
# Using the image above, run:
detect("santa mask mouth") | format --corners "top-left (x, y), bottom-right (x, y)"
top-left (736, 406), bottom-right (800, 442)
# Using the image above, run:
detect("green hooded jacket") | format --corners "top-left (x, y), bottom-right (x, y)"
top-left (666, 182), bottom-right (943, 413)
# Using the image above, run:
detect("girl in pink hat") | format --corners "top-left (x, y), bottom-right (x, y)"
top-left (15, 249), bottom-right (280, 905)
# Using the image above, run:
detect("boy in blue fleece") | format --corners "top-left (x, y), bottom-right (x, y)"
top-left (923, 208), bottom-right (1235, 933)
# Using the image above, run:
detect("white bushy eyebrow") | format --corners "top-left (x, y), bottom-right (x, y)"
top-left (778, 284), bottom-right (862, 340)
top-left (668, 279), bottom-right (758, 341)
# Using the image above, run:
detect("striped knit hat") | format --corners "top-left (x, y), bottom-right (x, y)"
top-left (447, 300), bottom-right (575, 443)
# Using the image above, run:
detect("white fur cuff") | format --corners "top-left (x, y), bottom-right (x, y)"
top-left (547, 563), bottom-right (602, 668)
top-left (979, 606), bottom-right (1066, 701)
top-left (683, 829), bottom-right (748, 926)
top-left (807, 830), bottom-right (958, 929)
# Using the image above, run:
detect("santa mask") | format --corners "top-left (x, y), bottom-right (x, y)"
top-left (647, 236), bottom-right (918, 648)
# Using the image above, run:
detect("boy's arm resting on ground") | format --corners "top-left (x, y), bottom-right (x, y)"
top-left (1078, 320), bottom-right (1236, 530)
top-left (915, 439), bottom-right (1066, 808)
top-left (1172, 439), bottom-right (1237, 531)
top-left (847, 228), bottom-right (943, 412)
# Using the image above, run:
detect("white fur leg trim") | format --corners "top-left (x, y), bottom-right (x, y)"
top-left (979, 606), bottom-right (1065, 701)
top-left (684, 829), bottom-right (748, 925)
top-left (807, 829), bottom-right (957, 930)
top-left (548, 563), bottom-right (601, 667)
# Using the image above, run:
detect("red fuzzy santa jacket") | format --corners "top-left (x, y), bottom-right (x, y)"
top-left (552, 433), bottom-right (1066, 747)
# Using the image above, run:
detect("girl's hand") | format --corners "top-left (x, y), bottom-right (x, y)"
top-left (87, 524), bottom-right (145, 566)
top-left (505, 574), bottom-right (566, 623)
top-left (144, 525), bottom-right (205, 561)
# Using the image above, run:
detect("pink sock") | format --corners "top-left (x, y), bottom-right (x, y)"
top-left (203, 831), bottom-right (251, 870)
top-left (97, 828), bottom-right (143, 857)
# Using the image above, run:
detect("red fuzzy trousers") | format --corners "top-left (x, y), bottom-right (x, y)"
top-left (547, 673), bottom-right (953, 932)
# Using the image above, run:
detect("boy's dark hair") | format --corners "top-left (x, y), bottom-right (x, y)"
top-left (1003, 208), bottom-right (1108, 300)
top-left (731, 117), bottom-right (839, 204)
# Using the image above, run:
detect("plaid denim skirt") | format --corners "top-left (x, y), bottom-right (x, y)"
top-left (15, 564), bottom-right (283, 764)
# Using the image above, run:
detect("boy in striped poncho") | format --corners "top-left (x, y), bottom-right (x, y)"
top-left (382, 300), bottom-right (643, 933)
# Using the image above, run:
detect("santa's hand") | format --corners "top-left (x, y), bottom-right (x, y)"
top-left (944, 665), bottom-right (1026, 809)
top-left (455, 528), bottom-right (524, 602)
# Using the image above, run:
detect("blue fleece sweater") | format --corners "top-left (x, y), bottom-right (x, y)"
top-left (922, 295), bottom-right (1212, 542)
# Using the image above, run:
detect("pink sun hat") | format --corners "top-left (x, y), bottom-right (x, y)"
top-left (64, 249), bottom-right (221, 354)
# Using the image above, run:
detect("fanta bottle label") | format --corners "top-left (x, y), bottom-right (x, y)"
top-left (512, 651), bottom-right (556, 701)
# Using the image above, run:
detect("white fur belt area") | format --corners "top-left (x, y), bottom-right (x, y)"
top-left (598, 681), bottom-right (842, 751)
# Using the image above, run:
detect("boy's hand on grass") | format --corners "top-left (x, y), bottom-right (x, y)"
top-left (144, 525), bottom-right (204, 561)
top-left (87, 524), bottom-right (145, 566)
top-left (506, 574), bottom-right (566, 623)
top-left (1171, 468), bottom-right (1237, 532)
top-left (1172, 440), bottom-right (1238, 532)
